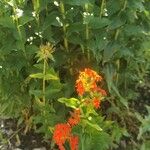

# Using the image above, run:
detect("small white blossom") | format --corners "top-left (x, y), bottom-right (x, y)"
top-left (30, 36), bottom-right (33, 40)
top-left (35, 32), bottom-right (39, 35)
top-left (104, 8), bottom-right (108, 12)
top-left (35, 32), bottom-right (43, 38)
top-left (83, 12), bottom-right (90, 17)
top-left (56, 16), bottom-right (63, 26)
top-left (32, 11), bottom-right (36, 17)
top-left (83, 12), bottom-right (94, 18)
top-left (0, 66), bottom-right (2, 69)
top-left (104, 12), bottom-right (108, 16)
top-left (16, 8), bottom-right (23, 18)
top-left (54, 1), bottom-right (59, 6)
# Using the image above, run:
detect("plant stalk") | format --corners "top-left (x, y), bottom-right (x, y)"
top-left (60, 1), bottom-right (69, 52)
top-left (85, 4), bottom-right (90, 60)
top-left (13, 7), bottom-right (27, 58)
top-left (100, 0), bottom-right (105, 18)
top-left (43, 59), bottom-right (46, 105)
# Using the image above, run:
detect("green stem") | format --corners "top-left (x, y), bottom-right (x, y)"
top-left (85, 4), bottom-right (90, 60)
top-left (100, 0), bottom-right (105, 18)
top-left (116, 59), bottom-right (120, 85)
top-left (43, 59), bottom-right (46, 105)
top-left (81, 44), bottom-right (85, 53)
top-left (60, 1), bottom-right (69, 52)
top-left (118, 0), bottom-right (127, 16)
top-left (13, 8), bottom-right (27, 58)
top-left (81, 128), bottom-right (85, 150)
top-left (114, 29), bottom-right (120, 40)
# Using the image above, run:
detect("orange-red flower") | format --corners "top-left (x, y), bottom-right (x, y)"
top-left (75, 68), bottom-right (103, 96)
top-left (84, 68), bottom-right (102, 82)
top-left (53, 123), bottom-right (71, 150)
top-left (53, 123), bottom-right (79, 150)
top-left (93, 98), bottom-right (101, 109)
top-left (76, 80), bottom-right (84, 96)
top-left (70, 136), bottom-right (79, 150)
top-left (68, 109), bottom-right (80, 127)
top-left (97, 88), bottom-right (107, 96)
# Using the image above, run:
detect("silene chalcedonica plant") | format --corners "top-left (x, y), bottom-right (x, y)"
top-left (52, 68), bottom-right (107, 150)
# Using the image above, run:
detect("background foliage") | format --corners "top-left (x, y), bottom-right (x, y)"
top-left (0, 0), bottom-right (150, 149)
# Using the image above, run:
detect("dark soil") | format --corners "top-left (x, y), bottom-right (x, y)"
top-left (0, 119), bottom-right (51, 150)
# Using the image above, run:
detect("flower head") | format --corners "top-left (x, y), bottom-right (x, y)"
top-left (70, 136), bottom-right (79, 150)
top-left (76, 80), bottom-right (84, 96)
top-left (53, 123), bottom-right (71, 149)
top-left (68, 109), bottom-right (80, 127)
top-left (93, 98), bottom-right (101, 109)
top-left (75, 68), bottom-right (103, 96)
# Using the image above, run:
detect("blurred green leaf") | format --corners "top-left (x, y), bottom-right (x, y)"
top-left (58, 97), bottom-right (79, 109)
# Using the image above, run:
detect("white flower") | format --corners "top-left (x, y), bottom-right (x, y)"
top-left (104, 8), bottom-right (108, 12)
top-left (54, 1), bottom-right (59, 6)
top-left (16, 8), bottom-right (23, 18)
top-left (104, 12), bottom-right (108, 16)
top-left (32, 11), bottom-right (36, 17)
top-left (56, 16), bottom-right (63, 26)
top-left (0, 66), bottom-right (2, 69)
top-left (35, 32), bottom-right (43, 38)
top-left (83, 12), bottom-right (90, 17)
top-left (30, 36), bottom-right (33, 40)
top-left (83, 12), bottom-right (93, 18)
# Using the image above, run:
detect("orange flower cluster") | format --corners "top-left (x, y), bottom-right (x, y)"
top-left (53, 109), bottom-right (80, 150)
top-left (68, 109), bottom-right (80, 127)
top-left (76, 68), bottom-right (107, 109)
top-left (76, 68), bottom-right (105, 95)
top-left (53, 68), bottom-right (107, 150)
top-left (53, 123), bottom-right (71, 150)
top-left (92, 98), bottom-right (101, 109)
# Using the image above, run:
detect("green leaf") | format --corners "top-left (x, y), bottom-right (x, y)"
top-left (0, 16), bottom-right (15, 29)
top-left (84, 17), bottom-right (110, 29)
top-left (83, 120), bottom-right (102, 131)
top-left (30, 73), bottom-right (58, 80)
top-left (108, 17), bottom-right (125, 29)
top-left (29, 90), bottom-right (43, 97)
top-left (43, 11), bottom-right (61, 29)
top-left (45, 74), bottom-right (58, 80)
top-left (19, 15), bottom-right (34, 26)
top-left (124, 25), bottom-right (144, 35)
top-left (30, 73), bottom-right (43, 79)
top-left (91, 132), bottom-right (111, 150)
top-left (65, 0), bottom-right (90, 6)
top-left (103, 64), bottom-right (128, 108)
top-left (107, 0), bottom-right (122, 16)
top-left (58, 97), bottom-right (79, 109)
